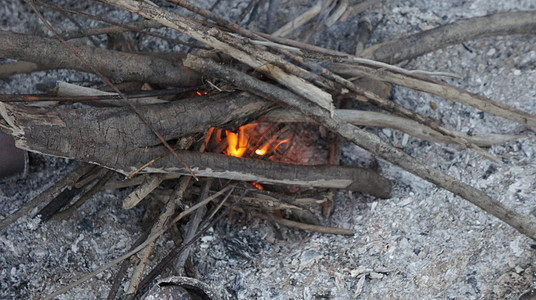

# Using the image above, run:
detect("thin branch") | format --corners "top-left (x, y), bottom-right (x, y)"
top-left (51, 169), bottom-right (114, 221)
top-left (0, 164), bottom-right (93, 233)
top-left (235, 0), bottom-right (259, 25)
top-left (331, 62), bottom-right (536, 128)
top-left (173, 179), bottom-right (212, 274)
top-left (263, 108), bottom-right (523, 147)
top-left (103, 173), bottom-right (179, 190)
top-left (122, 174), bottom-right (167, 209)
top-left (0, 30), bottom-right (200, 86)
top-left (106, 232), bottom-right (149, 300)
top-left (270, 2), bottom-right (323, 37)
top-left (360, 10), bottom-right (536, 64)
top-left (254, 212), bottom-right (354, 235)
top-left (125, 176), bottom-right (190, 295)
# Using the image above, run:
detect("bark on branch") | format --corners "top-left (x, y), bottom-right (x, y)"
top-left (330, 61), bottom-right (536, 128)
top-left (0, 95), bottom-right (391, 198)
top-left (360, 11), bottom-right (536, 64)
top-left (0, 92), bottom-right (271, 150)
top-left (0, 30), bottom-right (200, 86)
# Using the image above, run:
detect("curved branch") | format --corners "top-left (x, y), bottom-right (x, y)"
top-left (360, 11), bottom-right (536, 63)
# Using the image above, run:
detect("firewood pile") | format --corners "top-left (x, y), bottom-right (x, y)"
top-left (0, 0), bottom-right (535, 299)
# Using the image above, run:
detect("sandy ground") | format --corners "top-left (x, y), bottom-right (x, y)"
top-left (1, 0), bottom-right (536, 299)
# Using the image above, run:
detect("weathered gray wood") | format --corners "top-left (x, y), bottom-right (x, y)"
top-left (359, 11), bottom-right (536, 64)
top-left (0, 92), bottom-right (272, 151)
top-left (0, 30), bottom-right (200, 86)
top-left (0, 93), bottom-right (391, 197)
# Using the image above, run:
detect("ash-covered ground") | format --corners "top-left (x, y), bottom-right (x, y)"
top-left (1, 0), bottom-right (536, 299)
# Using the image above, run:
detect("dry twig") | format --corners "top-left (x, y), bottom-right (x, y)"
top-left (360, 10), bottom-right (536, 63)
top-left (126, 176), bottom-right (191, 295)
top-left (264, 108), bottom-right (523, 146)
top-left (0, 163), bottom-right (93, 233)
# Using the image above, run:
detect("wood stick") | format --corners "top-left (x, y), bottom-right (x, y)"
top-left (173, 179), bottom-right (212, 274)
top-left (264, 108), bottom-right (523, 146)
top-left (331, 62), bottom-right (536, 128)
top-left (56, 81), bottom-right (168, 106)
top-left (0, 163), bottom-right (93, 233)
top-left (182, 54), bottom-right (536, 241)
top-left (106, 232), bottom-right (149, 300)
top-left (125, 176), bottom-right (190, 296)
top-left (325, 0), bottom-right (349, 27)
top-left (271, 2), bottom-right (323, 37)
top-left (0, 92), bottom-right (272, 151)
top-left (0, 95), bottom-right (390, 197)
top-left (0, 30), bottom-right (200, 86)
top-left (0, 61), bottom-right (41, 79)
top-left (122, 174), bottom-right (167, 209)
top-left (103, 174), bottom-right (178, 190)
top-left (254, 212), bottom-right (354, 235)
top-left (359, 11), bottom-right (536, 64)
top-left (354, 17), bottom-right (372, 54)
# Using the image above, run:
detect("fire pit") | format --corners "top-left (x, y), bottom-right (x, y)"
top-left (0, 0), bottom-right (535, 299)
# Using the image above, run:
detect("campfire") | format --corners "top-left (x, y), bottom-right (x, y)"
top-left (217, 122), bottom-right (325, 164)
top-left (0, 0), bottom-right (535, 299)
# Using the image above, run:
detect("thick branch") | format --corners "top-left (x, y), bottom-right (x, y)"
top-left (360, 11), bottom-right (536, 64)
top-left (0, 30), bottom-right (200, 86)
top-left (0, 96), bottom-right (390, 197)
top-left (0, 92), bottom-right (272, 149)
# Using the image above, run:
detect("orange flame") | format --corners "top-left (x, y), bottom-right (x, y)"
top-left (250, 182), bottom-right (263, 190)
top-left (222, 122), bottom-right (291, 159)
top-left (225, 129), bottom-right (248, 157)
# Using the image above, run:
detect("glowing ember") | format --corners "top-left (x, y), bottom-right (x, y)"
top-left (250, 182), bottom-right (263, 190)
top-left (254, 143), bottom-right (269, 156)
top-left (255, 148), bottom-right (267, 156)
